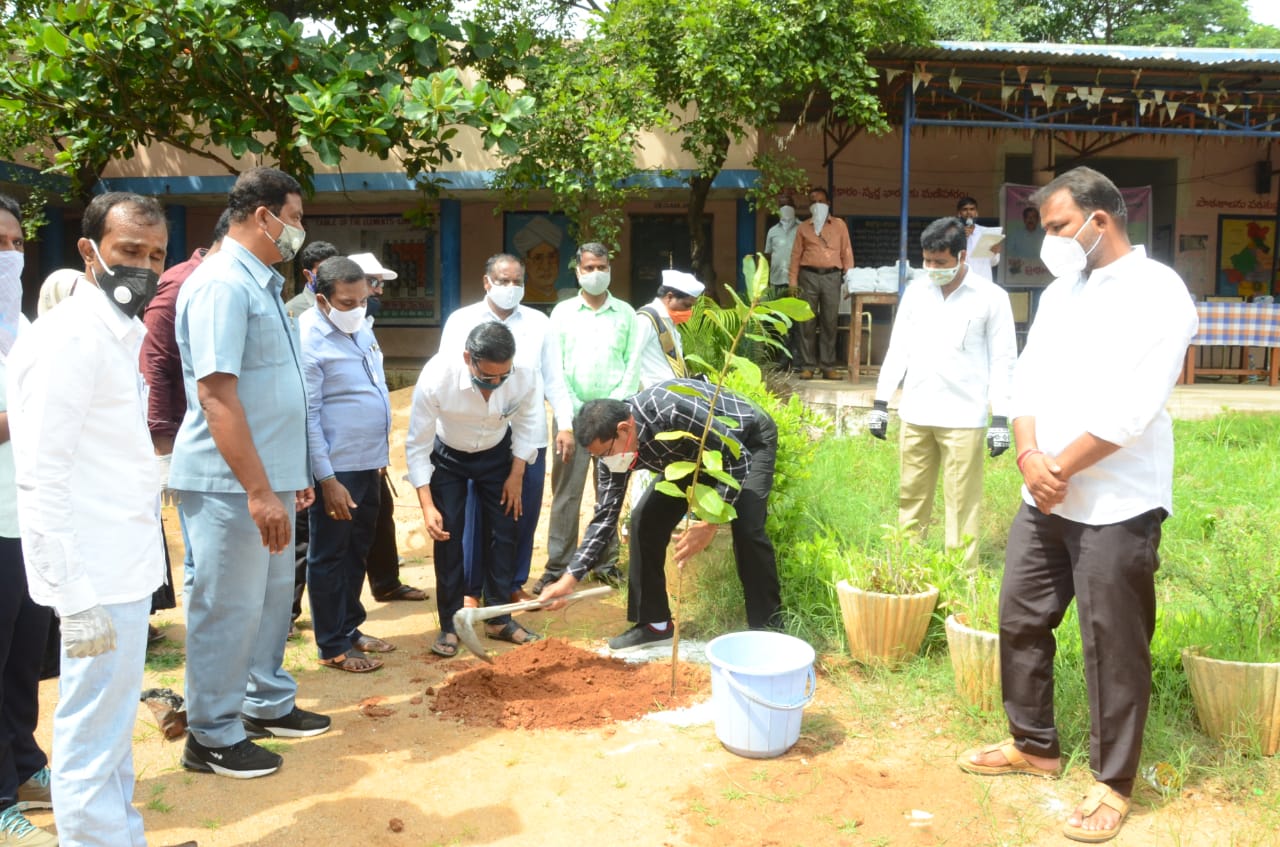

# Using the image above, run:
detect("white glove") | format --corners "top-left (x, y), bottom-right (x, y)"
top-left (62, 605), bottom-right (117, 658)
top-left (157, 453), bottom-right (180, 508)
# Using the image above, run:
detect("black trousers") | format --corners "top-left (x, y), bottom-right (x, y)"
top-left (0, 536), bottom-right (51, 809)
top-left (430, 435), bottom-right (518, 634)
top-left (1000, 503), bottom-right (1164, 796)
top-left (365, 473), bottom-right (403, 598)
top-left (628, 416), bottom-right (782, 630)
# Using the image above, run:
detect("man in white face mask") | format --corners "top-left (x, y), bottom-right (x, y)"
top-left (532, 243), bottom-right (642, 595)
top-left (787, 187), bottom-right (854, 379)
top-left (437, 254), bottom-right (573, 607)
top-left (867, 216), bottom-right (1017, 571)
top-left (170, 166), bottom-right (330, 779)
top-left (763, 193), bottom-right (802, 368)
top-left (959, 167), bottom-right (1198, 845)
top-left (298, 257), bottom-right (395, 673)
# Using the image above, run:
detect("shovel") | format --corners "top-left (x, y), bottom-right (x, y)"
top-left (452, 586), bottom-right (614, 663)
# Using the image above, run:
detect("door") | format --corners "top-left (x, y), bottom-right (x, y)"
top-left (628, 214), bottom-right (713, 308)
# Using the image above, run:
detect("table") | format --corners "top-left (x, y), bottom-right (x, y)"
top-left (1181, 301), bottom-right (1280, 386)
top-left (846, 293), bottom-right (898, 380)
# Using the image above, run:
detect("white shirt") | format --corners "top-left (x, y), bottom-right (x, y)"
top-left (437, 298), bottom-right (572, 444)
top-left (405, 354), bottom-right (541, 488)
top-left (875, 267), bottom-right (1017, 427)
top-left (634, 297), bottom-right (685, 389)
top-left (1011, 246), bottom-right (1198, 524)
top-left (7, 284), bottom-right (163, 614)
top-left (0, 314), bottom-right (30, 538)
top-left (764, 220), bottom-right (799, 289)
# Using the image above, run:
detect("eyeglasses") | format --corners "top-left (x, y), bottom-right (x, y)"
top-left (590, 436), bottom-right (617, 459)
top-left (470, 362), bottom-right (512, 385)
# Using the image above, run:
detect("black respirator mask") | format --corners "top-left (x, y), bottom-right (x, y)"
top-left (89, 239), bottom-right (160, 319)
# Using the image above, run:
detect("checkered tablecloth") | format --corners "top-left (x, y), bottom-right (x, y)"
top-left (1191, 302), bottom-right (1280, 347)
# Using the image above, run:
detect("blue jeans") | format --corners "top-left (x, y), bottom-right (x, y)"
top-left (51, 596), bottom-right (149, 847)
top-left (463, 447), bottom-right (545, 596)
top-left (307, 470), bottom-right (381, 660)
top-left (180, 491), bottom-right (297, 747)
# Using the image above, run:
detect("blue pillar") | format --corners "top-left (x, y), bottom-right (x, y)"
top-left (735, 198), bottom-right (754, 292)
top-left (898, 83), bottom-right (915, 293)
top-left (439, 199), bottom-right (461, 322)
top-left (165, 204), bottom-right (187, 269)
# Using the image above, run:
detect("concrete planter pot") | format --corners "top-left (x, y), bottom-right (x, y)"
top-left (1182, 648), bottom-right (1280, 756)
top-left (944, 614), bottom-right (1001, 711)
top-left (835, 579), bottom-right (938, 665)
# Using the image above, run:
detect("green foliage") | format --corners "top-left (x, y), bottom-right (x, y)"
top-left (498, 0), bottom-right (931, 277)
top-left (832, 521), bottom-right (961, 596)
top-left (929, 0), bottom-right (1280, 46)
top-left (0, 0), bottom-right (533, 201)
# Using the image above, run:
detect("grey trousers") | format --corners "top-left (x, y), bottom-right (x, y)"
top-left (797, 267), bottom-right (842, 370)
top-left (1000, 503), bottom-right (1165, 796)
top-left (543, 443), bottom-right (618, 578)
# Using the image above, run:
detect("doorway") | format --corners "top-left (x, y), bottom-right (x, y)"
top-left (628, 214), bottom-right (713, 308)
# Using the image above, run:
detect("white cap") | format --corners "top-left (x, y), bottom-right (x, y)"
top-left (37, 269), bottom-right (84, 317)
top-left (660, 269), bottom-right (704, 298)
top-left (348, 252), bottom-right (398, 281)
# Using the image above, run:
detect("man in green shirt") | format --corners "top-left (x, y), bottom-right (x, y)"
top-left (532, 243), bottom-right (641, 593)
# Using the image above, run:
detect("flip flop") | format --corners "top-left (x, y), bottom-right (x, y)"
top-left (1063, 782), bottom-right (1130, 843)
top-left (318, 650), bottom-right (383, 673)
top-left (958, 738), bottom-right (1060, 779)
top-left (431, 633), bottom-right (459, 658)
top-left (354, 634), bottom-right (397, 653)
top-left (485, 619), bottom-right (541, 645)
top-left (374, 584), bottom-right (428, 602)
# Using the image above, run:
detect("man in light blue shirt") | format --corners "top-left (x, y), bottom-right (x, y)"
top-left (171, 167), bottom-right (330, 780)
top-left (300, 257), bottom-right (394, 673)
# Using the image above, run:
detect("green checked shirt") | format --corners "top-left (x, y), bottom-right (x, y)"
top-left (547, 292), bottom-right (642, 429)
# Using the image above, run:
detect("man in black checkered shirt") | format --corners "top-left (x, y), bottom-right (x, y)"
top-left (538, 378), bottom-right (783, 650)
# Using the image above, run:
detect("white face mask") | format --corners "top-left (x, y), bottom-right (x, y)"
top-left (579, 269), bottom-right (611, 296)
top-left (0, 249), bottom-right (24, 357)
top-left (324, 301), bottom-right (367, 334)
top-left (487, 282), bottom-right (524, 311)
top-left (778, 206), bottom-right (796, 224)
top-left (926, 264), bottom-right (961, 286)
top-left (601, 451), bottom-right (636, 473)
top-left (810, 202), bottom-right (830, 235)
top-left (1039, 212), bottom-right (1102, 279)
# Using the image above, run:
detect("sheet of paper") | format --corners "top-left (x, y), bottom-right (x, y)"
top-left (970, 228), bottom-right (1005, 259)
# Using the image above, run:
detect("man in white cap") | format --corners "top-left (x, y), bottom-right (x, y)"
top-left (344, 252), bottom-right (429, 605)
top-left (635, 269), bottom-right (702, 389)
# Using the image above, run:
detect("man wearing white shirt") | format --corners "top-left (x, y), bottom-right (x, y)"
top-left (407, 322), bottom-right (542, 658)
top-left (959, 168), bottom-right (1197, 844)
top-left (957, 196), bottom-right (1002, 283)
top-left (635, 269), bottom-right (701, 389)
top-left (437, 254), bottom-right (573, 604)
top-left (8, 192), bottom-right (167, 847)
top-left (867, 217), bottom-right (1016, 567)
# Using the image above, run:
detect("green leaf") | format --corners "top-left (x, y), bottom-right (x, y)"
top-left (704, 468), bottom-right (741, 490)
top-left (763, 297), bottom-right (814, 321)
top-left (664, 461), bottom-right (697, 481)
top-left (701, 449), bottom-right (723, 472)
top-left (655, 480), bottom-right (686, 500)
top-left (728, 352), bottom-right (761, 385)
top-left (654, 430), bottom-right (695, 441)
top-left (41, 25), bottom-right (69, 58)
top-left (691, 483), bottom-right (736, 524)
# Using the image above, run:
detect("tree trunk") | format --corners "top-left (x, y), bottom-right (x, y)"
top-left (686, 130), bottom-right (730, 299)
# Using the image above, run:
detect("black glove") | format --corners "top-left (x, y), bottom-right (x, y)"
top-left (987, 415), bottom-right (1010, 458)
top-left (866, 400), bottom-right (889, 440)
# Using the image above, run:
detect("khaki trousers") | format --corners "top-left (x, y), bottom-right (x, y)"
top-left (897, 421), bottom-right (984, 566)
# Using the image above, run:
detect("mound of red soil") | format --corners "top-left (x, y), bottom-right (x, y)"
top-left (430, 637), bottom-right (709, 729)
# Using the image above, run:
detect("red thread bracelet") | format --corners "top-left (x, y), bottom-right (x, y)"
top-left (1016, 448), bottom-right (1043, 472)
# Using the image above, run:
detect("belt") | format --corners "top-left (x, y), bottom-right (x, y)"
top-left (800, 265), bottom-right (840, 274)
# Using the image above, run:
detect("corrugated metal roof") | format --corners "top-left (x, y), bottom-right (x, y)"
top-left (873, 41), bottom-right (1280, 71)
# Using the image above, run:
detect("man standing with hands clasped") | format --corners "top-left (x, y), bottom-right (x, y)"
top-left (171, 167), bottom-right (330, 780)
top-left (787, 187), bottom-right (854, 380)
top-left (866, 216), bottom-right (1016, 567)
top-left (958, 167), bottom-right (1197, 844)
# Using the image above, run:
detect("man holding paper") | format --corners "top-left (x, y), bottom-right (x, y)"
top-left (958, 196), bottom-right (1003, 281)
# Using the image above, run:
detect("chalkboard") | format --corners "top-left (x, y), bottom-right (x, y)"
top-left (845, 216), bottom-right (932, 269)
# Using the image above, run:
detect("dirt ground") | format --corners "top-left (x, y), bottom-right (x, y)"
top-left (26, 389), bottom-right (1275, 847)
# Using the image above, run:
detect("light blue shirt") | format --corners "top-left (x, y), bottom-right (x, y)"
top-left (170, 237), bottom-right (310, 493)
top-left (300, 307), bottom-right (391, 479)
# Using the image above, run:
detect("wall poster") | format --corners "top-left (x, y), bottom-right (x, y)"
top-left (303, 214), bottom-right (438, 326)
top-left (503, 212), bottom-right (578, 304)
top-left (1215, 215), bottom-right (1280, 297)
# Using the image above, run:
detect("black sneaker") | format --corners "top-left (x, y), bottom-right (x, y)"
top-left (607, 622), bottom-right (674, 651)
top-left (241, 707), bottom-right (331, 739)
top-left (182, 736), bottom-right (281, 779)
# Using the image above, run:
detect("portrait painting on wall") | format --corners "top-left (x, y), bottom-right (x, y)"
top-left (504, 212), bottom-right (577, 304)
top-left (304, 214), bottom-right (438, 326)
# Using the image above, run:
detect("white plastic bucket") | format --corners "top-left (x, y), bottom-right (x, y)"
top-left (706, 631), bottom-right (817, 758)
